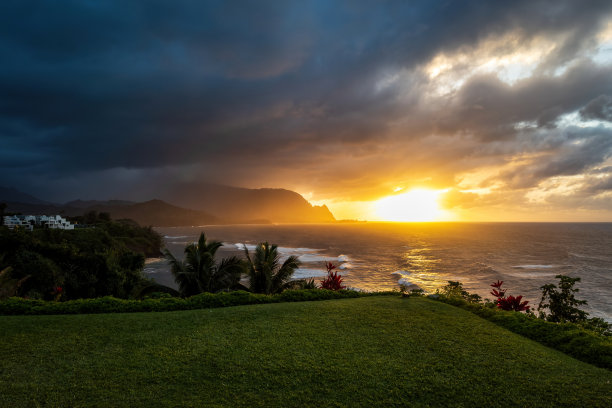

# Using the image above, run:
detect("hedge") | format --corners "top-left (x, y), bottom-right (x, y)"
top-left (431, 295), bottom-right (612, 370)
top-left (0, 289), bottom-right (380, 316)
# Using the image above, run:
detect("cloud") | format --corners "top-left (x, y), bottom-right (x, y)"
top-left (1, 0), bottom-right (612, 219)
top-left (580, 95), bottom-right (612, 121)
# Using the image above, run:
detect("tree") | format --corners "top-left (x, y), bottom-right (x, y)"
top-left (164, 232), bottom-right (244, 296)
top-left (0, 265), bottom-right (30, 300)
top-left (243, 242), bottom-right (300, 294)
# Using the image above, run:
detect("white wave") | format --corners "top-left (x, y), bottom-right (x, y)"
top-left (511, 264), bottom-right (556, 269)
top-left (293, 268), bottom-right (326, 279)
top-left (163, 235), bottom-right (190, 239)
top-left (231, 243), bottom-right (354, 267)
top-left (298, 253), bottom-right (331, 262)
top-left (278, 247), bottom-right (322, 254)
top-left (391, 270), bottom-right (411, 276)
top-left (233, 243), bottom-right (257, 251)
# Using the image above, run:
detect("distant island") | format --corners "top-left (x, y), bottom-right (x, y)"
top-left (0, 184), bottom-right (336, 227)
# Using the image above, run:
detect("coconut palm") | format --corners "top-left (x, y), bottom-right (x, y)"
top-left (164, 232), bottom-right (244, 296)
top-left (243, 242), bottom-right (300, 294)
top-left (0, 266), bottom-right (30, 300)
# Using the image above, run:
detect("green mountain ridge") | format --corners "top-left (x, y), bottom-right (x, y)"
top-left (1, 185), bottom-right (336, 225)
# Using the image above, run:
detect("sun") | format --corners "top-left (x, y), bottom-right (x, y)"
top-left (374, 189), bottom-right (445, 222)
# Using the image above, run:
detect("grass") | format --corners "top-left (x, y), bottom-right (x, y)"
top-left (1, 296), bottom-right (611, 407)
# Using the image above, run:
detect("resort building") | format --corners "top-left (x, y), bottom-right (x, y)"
top-left (2, 215), bottom-right (75, 231)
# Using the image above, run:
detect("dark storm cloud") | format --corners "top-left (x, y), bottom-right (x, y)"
top-left (1, 0), bottom-right (612, 204)
top-left (497, 127), bottom-right (612, 189)
top-left (436, 62), bottom-right (612, 137)
top-left (580, 95), bottom-right (612, 121)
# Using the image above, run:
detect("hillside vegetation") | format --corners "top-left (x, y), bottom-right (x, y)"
top-left (0, 217), bottom-right (161, 300)
top-left (1, 296), bottom-right (610, 407)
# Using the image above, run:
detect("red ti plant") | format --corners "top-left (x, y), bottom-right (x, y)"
top-left (490, 280), bottom-right (529, 312)
top-left (490, 280), bottom-right (506, 298)
top-left (497, 295), bottom-right (530, 312)
top-left (320, 261), bottom-right (346, 290)
top-left (53, 286), bottom-right (63, 302)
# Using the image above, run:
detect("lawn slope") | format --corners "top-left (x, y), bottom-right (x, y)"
top-left (1, 296), bottom-right (610, 407)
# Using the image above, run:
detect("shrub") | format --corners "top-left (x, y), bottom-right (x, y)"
top-left (0, 266), bottom-right (30, 300)
top-left (0, 226), bottom-right (154, 300)
top-left (490, 280), bottom-right (530, 312)
top-left (431, 279), bottom-right (612, 369)
top-left (438, 281), bottom-right (481, 304)
top-left (0, 289), bottom-right (367, 316)
top-left (538, 275), bottom-right (587, 323)
top-left (320, 262), bottom-right (345, 290)
top-left (301, 278), bottom-right (318, 289)
top-left (538, 274), bottom-right (611, 336)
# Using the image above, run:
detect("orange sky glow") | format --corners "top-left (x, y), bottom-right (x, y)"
top-left (3, 3), bottom-right (612, 222)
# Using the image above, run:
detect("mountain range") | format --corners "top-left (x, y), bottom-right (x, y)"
top-left (0, 184), bottom-right (335, 226)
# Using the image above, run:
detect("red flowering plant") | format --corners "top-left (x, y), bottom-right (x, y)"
top-left (320, 261), bottom-right (346, 291)
top-left (52, 286), bottom-right (63, 302)
top-left (490, 280), bottom-right (530, 312)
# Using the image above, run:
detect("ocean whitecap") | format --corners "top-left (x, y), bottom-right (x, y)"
top-left (293, 268), bottom-right (327, 279)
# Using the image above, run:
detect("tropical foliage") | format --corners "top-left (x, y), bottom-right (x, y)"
top-left (538, 275), bottom-right (588, 322)
top-left (0, 217), bottom-right (159, 300)
top-left (320, 261), bottom-right (345, 290)
top-left (164, 232), bottom-right (244, 296)
top-left (68, 213), bottom-right (162, 257)
top-left (438, 280), bottom-right (482, 304)
top-left (243, 242), bottom-right (300, 294)
top-left (0, 265), bottom-right (30, 300)
top-left (490, 280), bottom-right (530, 312)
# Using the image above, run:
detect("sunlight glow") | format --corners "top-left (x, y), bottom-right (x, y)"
top-left (423, 32), bottom-right (560, 96)
top-left (374, 189), bottom-right (445, 222)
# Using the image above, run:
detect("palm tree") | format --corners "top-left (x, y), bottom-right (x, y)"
top-left (164, 232), bottom-right (244, 296)
top-left (243, 242), bottom-right (300, 294)
top-left (0, 266), bottom-right (30, 300)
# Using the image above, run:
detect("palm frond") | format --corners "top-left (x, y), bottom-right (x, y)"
top-left (244, 242), bottom-right (301, 294)
top-left (212, 256), bottom-right (245, 292)
top-left (271, 255), bottom-right (300, 293)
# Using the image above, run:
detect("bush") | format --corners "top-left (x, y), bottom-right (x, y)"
top-left (432, 288), bottom-right (612, 369)
top-left (490, 280), bottom-right (530, 312)
top-left (11, 250), bottom-right (64, 300)
top-left (320, 262), bottom-right (346, 290)
top-left (0, 289), bottom-right (368, 316)
top-left (0, 225), bottom-right (154, 300)
top-left (538, 275), bottom-right (587, 322)
top-left (438, 281), bottom-right (482, 304)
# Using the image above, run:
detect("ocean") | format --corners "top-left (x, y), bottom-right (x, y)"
top-left (145, 222), bottom-right (612, 322)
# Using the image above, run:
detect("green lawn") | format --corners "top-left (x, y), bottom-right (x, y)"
top-left (1, 296), bottom-right (610, 407)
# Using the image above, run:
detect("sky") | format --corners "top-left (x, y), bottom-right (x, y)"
top-left (2, 1), bottom-right (612, 221)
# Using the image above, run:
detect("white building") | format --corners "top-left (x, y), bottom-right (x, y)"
top-left (2, 215), bottom-right (75, 231)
